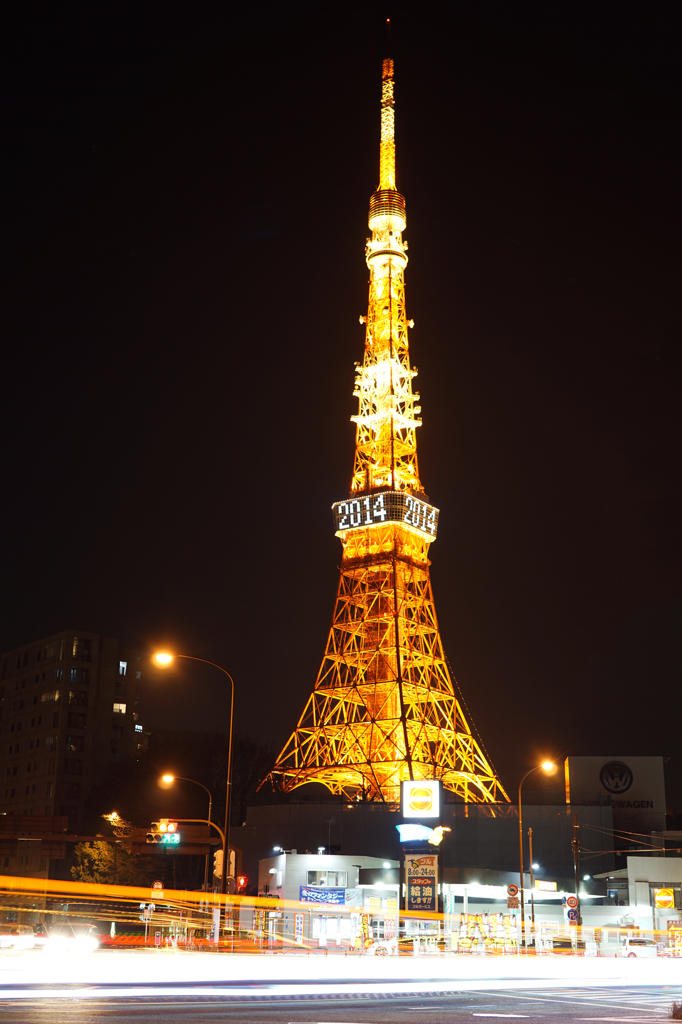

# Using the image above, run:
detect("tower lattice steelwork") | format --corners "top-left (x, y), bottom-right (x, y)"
top-left (265, 59), bottom-right (508, 805)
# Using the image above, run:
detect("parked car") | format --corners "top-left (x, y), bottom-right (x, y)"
top-left (551, 935), bottom-right (585, 955)
top-left (0, 925), bottom-right (36, 951)
top-left (32, 923), bottom-right (50, 947)
top-left (621, 937), bottom-right (658, 958)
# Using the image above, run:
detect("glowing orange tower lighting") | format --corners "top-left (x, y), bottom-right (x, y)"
top-left (264, 58), bottom-right (508, 804)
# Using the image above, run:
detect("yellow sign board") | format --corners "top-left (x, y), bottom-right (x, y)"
top-left (654, 887), bottom-right (675, 909)
top-left (401, 780), bottom-right (440, 819)
top-left (534, 880), bottom-right (557, 892)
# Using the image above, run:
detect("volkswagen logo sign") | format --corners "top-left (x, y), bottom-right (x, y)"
top-left (600, 761), bottom-right (633, 794)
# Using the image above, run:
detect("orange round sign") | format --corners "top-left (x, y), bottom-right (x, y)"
top-left (655, 888), bottom-right (675, 909)
top-left (409, 787), bottom-right (433, 812)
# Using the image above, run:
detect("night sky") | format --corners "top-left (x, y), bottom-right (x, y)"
top-left (4, 4), bottom-right (681, 807)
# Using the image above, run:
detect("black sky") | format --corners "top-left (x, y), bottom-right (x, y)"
top-left (4, 3), bottom-right (681, 806)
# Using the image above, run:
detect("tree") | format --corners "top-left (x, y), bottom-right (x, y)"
top-left (71, 840), bottom-right (159, 886)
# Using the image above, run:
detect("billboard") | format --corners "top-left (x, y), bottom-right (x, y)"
top-left (401, 780), bottom-right (440, 819)
top-left (405, 852), bottom-right (438, 912)
top-left (564, 756), bottom-right (665, 831)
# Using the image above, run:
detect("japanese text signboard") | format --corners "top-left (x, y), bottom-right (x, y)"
top-left (299, 886), bottom-right (346, 905)
top-left (405, 852), bottom-right (438, 913)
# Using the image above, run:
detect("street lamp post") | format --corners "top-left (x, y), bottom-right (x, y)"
top-left (153, 653), bottom-right (236, 928)
top-left (518, 761), bottom-right (557, 950)
top-left (161, 775), bottom-right (213, 893)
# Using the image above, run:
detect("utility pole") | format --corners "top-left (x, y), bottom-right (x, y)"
top-left (528, 827), bottom-right (535, 948)
top-left (571, 813), bottom-right (583, 940)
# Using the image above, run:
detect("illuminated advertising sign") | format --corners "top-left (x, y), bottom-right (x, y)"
top-left (401, 779), bottom-right (440, 819)
top-left (332, 490), bottom-right (439, 541)
top-left (299, 886), bottom-right (346, 905)
top-left (654, 888), bottom-right (675, 909)
top-left (405, 853), bottom-right (438, 913)
top-left (534, 880), bottom-right (558, 892)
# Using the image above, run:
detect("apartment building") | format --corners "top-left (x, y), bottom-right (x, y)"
top-left (0, 630), bottom-right (147, 831)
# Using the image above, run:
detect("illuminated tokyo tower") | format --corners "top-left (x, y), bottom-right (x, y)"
top-left (265, 58), bottom-right (508, 804)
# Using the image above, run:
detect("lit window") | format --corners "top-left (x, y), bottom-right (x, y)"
top-left (113, 703), bottom-right (126, 714)
top-left (306, 870), bottom-right (347, 887)
top-left (119, 661), bottom-right (127, 676)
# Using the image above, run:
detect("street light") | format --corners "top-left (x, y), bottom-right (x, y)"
top-left (518, 760), bottom-right (557, 950)
top-left (160, 774), bottom-right (213, 892)
top-left (153, 652), bottom-right (236, 902)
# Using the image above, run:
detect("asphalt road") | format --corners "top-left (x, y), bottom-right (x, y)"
top-left (1, 986), bottom-right (680, 1024)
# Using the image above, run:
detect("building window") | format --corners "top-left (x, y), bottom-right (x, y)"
top-left (65, 735), bottom-right (84, 752)
top-left (52, 712), bottom-right (59, 727)
top-left (72, 638), bottom-right (91, 662)
top-left (46, 783), bottom-right (53, 798)
top-left (63, 759), bottom-right (83, 776)
top-left (67, 712), bottom-right (86, 729)
top-left (45, 736), bottom-right (56, 749)
top-left (306, 870), bottom-right (347, 887)
top-left (70, 668), bottom-right (89, 685)
top-left (47, 759), bottom-right (54, 774)
top-left (119, 661), bottom-right (127, 676)
top-left (40, 690), bottom-right (60, 704)
top-left (68, 691), bottom-right (87, 707)
top-left (44, 641), bottom-right (58, 661)
top-left (112, 703), bottom-right (126, 715)
top-left (61, 782), bottom-right (79, 799)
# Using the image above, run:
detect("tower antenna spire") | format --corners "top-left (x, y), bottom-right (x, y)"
top-left (379, 50), bottom-right (395, 191)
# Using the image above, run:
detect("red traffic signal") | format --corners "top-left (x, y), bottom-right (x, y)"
top-left (237, 875), bottom-right (247, 891)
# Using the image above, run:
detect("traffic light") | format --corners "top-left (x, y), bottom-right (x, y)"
top-left (213, 849), bottom-right (223, 877)
top-left (237, 875), bottom-right (247, 892)
top-left (146, 819), bottom-right (181, 844)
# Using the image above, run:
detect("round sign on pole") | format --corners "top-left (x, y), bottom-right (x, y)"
top-left (567, 908), bottom-right (579, 922)
top-left (507, 884), bottom-right (519, 898)
top-left (566, 895), bottom-right (578, 909)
